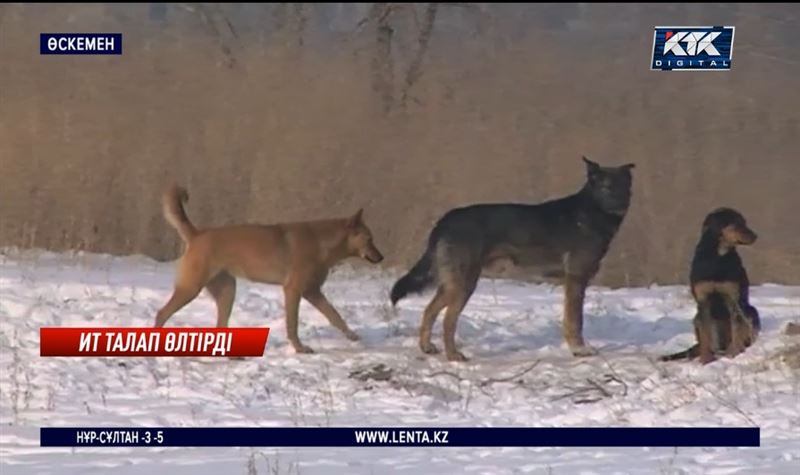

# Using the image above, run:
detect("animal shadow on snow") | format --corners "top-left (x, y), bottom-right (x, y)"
top-left (454, 311), bottom-right (696, 359)
top-left (384, 299), bottom-right (698, 361)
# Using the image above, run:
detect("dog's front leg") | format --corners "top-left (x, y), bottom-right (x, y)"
top-left (563, 275), bottom-right (596, 357)
top-left (303, 288), bottom-right (360, 341)
top-left (283, 286), bottom-right (314, 354)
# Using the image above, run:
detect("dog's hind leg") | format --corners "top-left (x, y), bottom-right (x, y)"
top-left (303, 288), bottom-right (360, 342)
top-left (739, 304), bottom-right (760, 350)
top-left (563, 275), bottom-right (596, 357)
top-left (704, 282), bottom-right (748, 358)
top-left (722, 293), bottom-right (749, 359)
top-left (696, 303), bottom-right (716, 364)
top-left (419, 286), bottom-right (447, 355)
top-left (155, 285), bottom-right (203, 327)
top-left (283, 286), bottom-right (313, 354)
top-left (441, 268), bottom-right (480, 363)
top-left (155, 253), bottom-right (209, 327)
top-left (206, 272), bottom-right (237, 328)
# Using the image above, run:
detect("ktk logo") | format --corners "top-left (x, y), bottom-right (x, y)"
top-left (663, 31), bottom-right (721, 56)
top-left (651, 26), bottom-right (735, 71)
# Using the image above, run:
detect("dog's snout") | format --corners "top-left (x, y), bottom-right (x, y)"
top-left (737, 224), bottom-right (758, 244)
top-left (361, 244), bottom-right (384, 263)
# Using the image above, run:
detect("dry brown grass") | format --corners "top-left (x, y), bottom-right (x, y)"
top-left (1, 4), bottom-right (799, 286)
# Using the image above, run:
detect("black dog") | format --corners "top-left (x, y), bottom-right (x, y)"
top-left (391, 157), bottom-right (635, 362)
top-left (661, 208), bottom-right (759, 364)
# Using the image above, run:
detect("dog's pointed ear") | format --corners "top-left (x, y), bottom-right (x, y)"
top-left (620, 163), bottom-right (636, 171)
top-left (583, 156), bottom-right (600, 176)
top-left (348, 208), bottom-right (364, 229)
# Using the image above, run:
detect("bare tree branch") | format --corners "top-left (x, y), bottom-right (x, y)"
top-left (179, 3), bottom-right (239, 69)
top-left (427, 360), bottom-right (540, 389)
top-left (369, 3), bottom-right (396, 114)
top-left (476, 360), bottom-right (540, 387)
top-left (290, 3), bottom-right (307, 47)
top-left (400, 3), bottom-right (438, 109)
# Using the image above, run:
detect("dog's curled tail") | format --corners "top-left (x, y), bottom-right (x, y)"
top-left (390, 241), bottom-right (437, 306)
top-left (162, 183), bottom-right (197, 243)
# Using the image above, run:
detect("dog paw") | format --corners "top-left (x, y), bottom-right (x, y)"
top-left (571, 346), bottom-right (598, 357)
top-left (724, 347), bottom-right (744, 359)
top-left (294, 345), bottom-right (316, 355)
top-left (699, 353), bottom-right (716, 365)
top-left (344, 330), bottom-right (361, 341)
top-left (446, 350), bottom-right (469, 363)
top-left (419, 342), bottom-right (440, 355)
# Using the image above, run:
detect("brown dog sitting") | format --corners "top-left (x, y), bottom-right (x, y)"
top-left (154, 184), bottom-right (384, 354)
top-left (661, 208), bottom-right (760, 364)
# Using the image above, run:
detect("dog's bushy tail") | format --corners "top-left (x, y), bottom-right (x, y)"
top-left (162, 183), bottom-right (197, 243)
top-left (659, 344), bottom-right (699, 362)
top-left (390, 239), bottom-right (437, 306)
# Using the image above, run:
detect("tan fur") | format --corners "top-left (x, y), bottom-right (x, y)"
top-left (719, 224), bottom-right (754, 254)
top-left (162, 185), bottom-right (197, 242)
top-left (563, 275), bottom-right (593, 356)
top-left (155, 184), bottom-right (384, 354)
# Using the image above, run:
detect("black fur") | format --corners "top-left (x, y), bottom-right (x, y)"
top-left (390, 234), bottom-right (436, 305)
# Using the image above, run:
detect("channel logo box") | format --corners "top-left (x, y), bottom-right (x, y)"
top-left (651, 26), bottom-right (734, 71)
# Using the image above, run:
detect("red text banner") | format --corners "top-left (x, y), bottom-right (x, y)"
top-left (40, 328), bottom-right (269, 357)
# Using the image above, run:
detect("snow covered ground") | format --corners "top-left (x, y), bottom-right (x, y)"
top-left (1, 249), bottom-right (799, 475)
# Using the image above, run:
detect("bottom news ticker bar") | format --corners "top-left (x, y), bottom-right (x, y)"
top-left (40, 427), bottom-right (760, 448)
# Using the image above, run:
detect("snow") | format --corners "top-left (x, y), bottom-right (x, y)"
top-left (1, 249), bottom-right (799, 475)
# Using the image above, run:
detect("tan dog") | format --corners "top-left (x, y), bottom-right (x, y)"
top-left (155, 184), bottom-right (384, 354)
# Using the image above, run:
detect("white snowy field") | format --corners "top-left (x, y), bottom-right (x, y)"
top-left (1, 250), bottom-right (799, 475)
